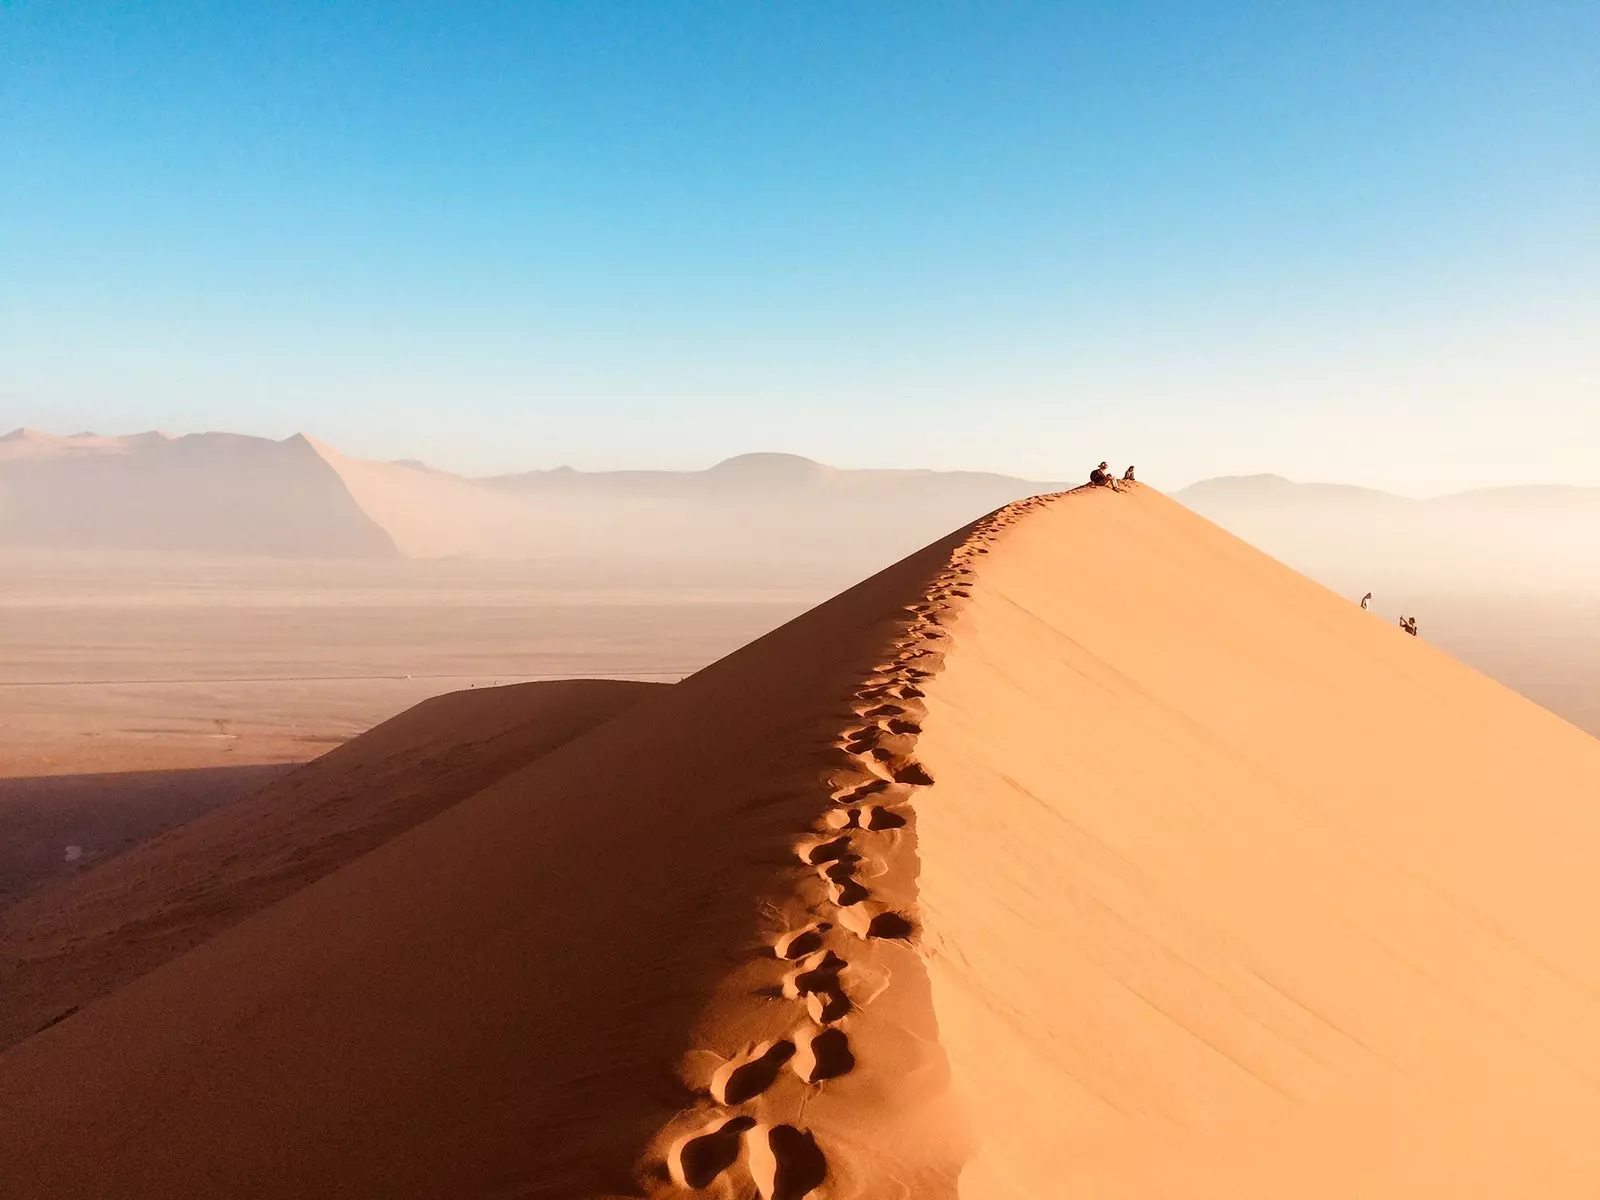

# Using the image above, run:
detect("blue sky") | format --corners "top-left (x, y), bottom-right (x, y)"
top-left (3, 2), bottom-right (1595, 490)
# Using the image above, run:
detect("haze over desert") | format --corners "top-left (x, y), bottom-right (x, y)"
top-left (5, 4), bottom-right (1599, 1197)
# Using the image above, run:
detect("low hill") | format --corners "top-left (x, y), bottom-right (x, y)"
top-left (4, 486), bottom-right (1600, 1197)
top-left (0, 677), bottom-right (661, 1053)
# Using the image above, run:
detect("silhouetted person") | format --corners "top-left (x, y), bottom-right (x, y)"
top-left (1122, 465), bottom-right (1136, 482)
top-left (1360, 592), bottom-right (1372, 610)
top-left (1399, 615), bottom-right (1418, 637)
top-left (1089, 461), bottom-right (1116, 488)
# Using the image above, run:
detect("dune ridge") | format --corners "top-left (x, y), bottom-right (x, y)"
top-left (0, 510), bottom-right (987, 1198)
top-left (646, 496), bottom-right (1054, 1198)
top-left (5, 484), bottom-right (1600, 1197)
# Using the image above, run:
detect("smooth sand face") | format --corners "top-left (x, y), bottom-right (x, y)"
top-left (915, 488), bottom-right (1600, 1196)
top-left (3, 486), bottom-right (1600, 1198)
top-left (0, 678), bottom-right (662, 1054)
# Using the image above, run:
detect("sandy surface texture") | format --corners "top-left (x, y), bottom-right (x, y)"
top-left (0, 760), bottom-right (295, 908)
top-left (2, 486), bottom-right (1599, 1198)
top-left (0, 677), bottom-right (661, 1053)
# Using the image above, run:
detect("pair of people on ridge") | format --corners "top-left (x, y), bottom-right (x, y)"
top-left (1090, 461), bottom-right (1135, 488)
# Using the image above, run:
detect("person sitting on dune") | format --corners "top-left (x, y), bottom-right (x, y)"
top-left (1122, 465), bottom-right (1136, 482)
top-left (1360, 592), bottom-right (1372, 610)
top-left (1089, 461), bottom-right (1118, 489)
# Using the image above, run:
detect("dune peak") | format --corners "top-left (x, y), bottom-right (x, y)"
top-left (5, 483), bottom-right (1600, 1199)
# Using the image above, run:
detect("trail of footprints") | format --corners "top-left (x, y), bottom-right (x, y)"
top-left (659, 501), bottom-right (1045, 1198)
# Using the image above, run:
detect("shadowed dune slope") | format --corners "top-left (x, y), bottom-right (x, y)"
top-left (5, 487), bottom-right (1600, 1198)
top-left (0, 678), bottom-right (660, 1054)
top-left (0, 525), bottom-right (975, 1200)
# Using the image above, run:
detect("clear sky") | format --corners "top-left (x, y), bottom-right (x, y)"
top-left (3, 2), bottom-right (1595, 491)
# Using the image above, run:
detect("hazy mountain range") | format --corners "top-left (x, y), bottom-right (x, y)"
top-left (0, 429), bottom-right (1059, 582)
top-left (6, 430), bottom-right (1598, 590)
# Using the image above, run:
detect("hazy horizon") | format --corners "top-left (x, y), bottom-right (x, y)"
top-left (12, 424), bottom-right (1600, 499)
top-left (5, 5), bottom-right (1597, 492)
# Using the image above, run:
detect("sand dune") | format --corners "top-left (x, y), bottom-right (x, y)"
top-left (0, 678), bottom-right (659, 1054)
top-left (0, 762), bottom-right (295, 909)
top-left (3, 486), bottom-right (1600, 1197)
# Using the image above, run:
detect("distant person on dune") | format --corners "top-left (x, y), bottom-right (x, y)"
top-left (1399, 615), bottom-right (1418, 637)
top-left (1360, 592), bottom-right (1372, 610)
top-left (1123, 465), bottom-right (1136, 482)
top-left (1089, 461), bottom-right (1119, 490)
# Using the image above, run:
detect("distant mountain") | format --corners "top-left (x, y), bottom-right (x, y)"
top-left (348, 447), bottom-right (1064, 579)
top-left (0, 430), bottom-right (397, 558)
top-left (1176, 474), bottom-right (1600, 592)
top-left (1176, 473), bottom-right (1407, 509)
top-left (1, 430), bottom-right (1060, 578)
top-left (485, 452), bottom-right (1050, 497)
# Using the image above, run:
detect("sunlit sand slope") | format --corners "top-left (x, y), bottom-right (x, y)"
top-left (3, 485), bottom-right (1599, 1198)
top-left (914, 484), bottom-right (1600, 1197)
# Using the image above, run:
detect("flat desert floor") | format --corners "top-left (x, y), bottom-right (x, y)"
top-left (0, 553), bottom-right (816, 903)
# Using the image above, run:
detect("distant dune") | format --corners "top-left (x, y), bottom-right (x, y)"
top-left (0, 677), bottom-right (660, 1054)
top-left (4, 485), bottom-right (1599, 1197)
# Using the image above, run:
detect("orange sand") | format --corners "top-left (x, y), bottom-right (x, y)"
top-left (0, 678), bottom-right (658, 1053)
top-left (3, 485), bottom-right (1599, 1197)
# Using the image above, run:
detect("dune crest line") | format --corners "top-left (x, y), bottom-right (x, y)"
top-left (650, 491), bottom-right (1060, 1198)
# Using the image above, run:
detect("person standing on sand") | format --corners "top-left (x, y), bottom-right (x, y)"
top-left (1360, 592), bottom-right (1372, 610)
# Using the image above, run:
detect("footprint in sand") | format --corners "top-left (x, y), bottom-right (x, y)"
top-left (889, 760), bottom-right (934, 786)
top-left (748, 1124), bottom-right (828, 1200)
top-left (667, 1113), bottom-right (757, 1189)
top-left (805, 984), bottom-right (852, 1024)
top-left (842, 727), bottom-right (880, 754)
top-left (711, 1039), bottom-right (797, 1105)
top-left (792, 1025), bottom-right (855, 1084)
top-left (831, 779), bottom-right (888, 805)
top-left (773, 921), bottom-right (832, 960)
top-left (819, 859), bottom-right (870, 907)
top-left (823, 804), bottom-right (905, 832)
top-left (858, 805), bottom-right (906, 830)
top-left (837, 903), bottom-right (915, 941)
top-left (795, 834), bottom-right (854, 866)
top-left (782, 950), bottom-right (847, 1002)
